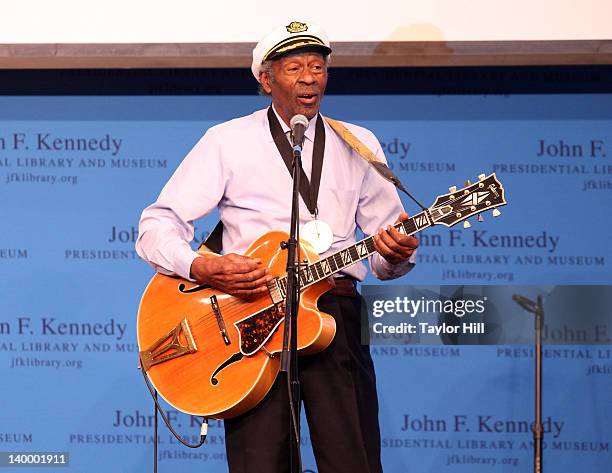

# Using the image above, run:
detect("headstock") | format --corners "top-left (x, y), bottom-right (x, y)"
top-left (429, 173), bottom-right (506, 228)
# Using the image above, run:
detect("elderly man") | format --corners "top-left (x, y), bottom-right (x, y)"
top-left (136, 21), bottom-right (418, 473)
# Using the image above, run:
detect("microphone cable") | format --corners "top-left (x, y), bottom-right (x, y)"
top-left (138, 355), bottom-right (208, 473)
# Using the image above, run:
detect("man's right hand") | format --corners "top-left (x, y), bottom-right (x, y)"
top-left (190, 254), bottom-right (272, 299)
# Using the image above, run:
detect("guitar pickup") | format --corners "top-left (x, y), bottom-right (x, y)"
top-left (267, 278), bottom-right (285, 304)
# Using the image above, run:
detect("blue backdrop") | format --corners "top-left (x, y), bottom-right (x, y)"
top-left (1, 94), bottom-right (611, 472)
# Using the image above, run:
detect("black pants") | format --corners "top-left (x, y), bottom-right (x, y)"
top-left (224, 293), bottom-right (383, 473)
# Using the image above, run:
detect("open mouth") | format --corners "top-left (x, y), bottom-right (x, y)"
top-left (297, 94), bottom-right (318, 105)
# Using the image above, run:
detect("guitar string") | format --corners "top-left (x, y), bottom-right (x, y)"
top-left (178, 194), bottom-right (498, 337)
top-left (185, 230), bottom-right (384, 332)
top-left (182, 217), bottom-right (422, 335)
top-left (182, 194), bottom-right (467, 333)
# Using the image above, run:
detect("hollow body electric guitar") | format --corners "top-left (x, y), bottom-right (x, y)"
top-left (137, 173), bottom-right (506, 418)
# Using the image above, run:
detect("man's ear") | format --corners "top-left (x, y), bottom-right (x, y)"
top-left (260, 73), bottom-right (273, 94)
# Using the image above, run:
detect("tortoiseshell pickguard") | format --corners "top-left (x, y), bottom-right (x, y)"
top-left (236, 304), bottom-right (285, 355)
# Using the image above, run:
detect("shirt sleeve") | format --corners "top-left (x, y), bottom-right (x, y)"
top-left (135, 127), bottom-right (227, 280)
top-left (353, 129), bottom-right (417, 281)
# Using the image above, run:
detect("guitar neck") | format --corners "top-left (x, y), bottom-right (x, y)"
top-left (278, 209), bottom-right (433, 292)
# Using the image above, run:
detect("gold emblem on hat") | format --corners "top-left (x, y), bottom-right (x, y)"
top-left (286, 21), bottom-right (308, 33)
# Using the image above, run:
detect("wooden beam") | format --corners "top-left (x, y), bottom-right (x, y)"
top-left (0, 40), bottom-right (610, 69)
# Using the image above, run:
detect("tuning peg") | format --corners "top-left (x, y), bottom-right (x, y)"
top-left (478, 174), bottom-right (486, 181)
top-left (477, 214), bottom-right (484, 222)
top-left (492, 209), bottom-right (501, 217)
top-left (449, 185), bottom-right (457, 193)
top-left (463, 220), bottom-right (472, 229)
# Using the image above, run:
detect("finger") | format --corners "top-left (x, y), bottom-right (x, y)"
top-left (231, 273), bottom-right (273, 290)
top-left (205, 255), bottom-right (255, 276)
top-left (239, 267), bottom-right (269, 282)
top-left (229, 285), bottom-right (270, 300)
top-left (395, 211), bottom-right (410, 223)
top-left (387, 226), bottom-right (419, 250)
top-left (216, 266), bottom-right (268, 286)
top-left (373, 232), bottom-right (396, 261)
top-left (227, 257), bottom-right (266, 275)
top-left (378, 227), bottom-right (408, 255)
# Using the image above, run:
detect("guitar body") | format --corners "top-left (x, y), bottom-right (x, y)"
top-left (136, 174), bottom-right (507, 419)
top-left (137, 230), bottom-right (336, 419)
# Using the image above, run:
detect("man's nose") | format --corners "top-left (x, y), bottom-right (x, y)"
top-left (298, 69), bottom-right (316, 84)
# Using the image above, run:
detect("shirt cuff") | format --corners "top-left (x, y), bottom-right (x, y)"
top-left (172, 244), bottom-right (202, 281)
top-left (373, 250), bottom-right (417, 280)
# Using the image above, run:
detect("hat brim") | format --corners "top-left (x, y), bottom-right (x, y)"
top-left (263, 35), bottom-right (332, 62)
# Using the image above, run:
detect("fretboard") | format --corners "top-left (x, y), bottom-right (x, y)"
top-left (277, 209), bottom-right (433, 294)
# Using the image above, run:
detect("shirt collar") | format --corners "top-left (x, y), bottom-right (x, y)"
top-left (270, 104), bottom-right (317, 143)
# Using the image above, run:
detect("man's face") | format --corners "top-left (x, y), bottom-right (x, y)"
top-left (261, 52), bottom-right (328, 126)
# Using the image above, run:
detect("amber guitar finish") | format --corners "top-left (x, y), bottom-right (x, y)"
top-left (137, 173), bottom-right (506, 418)
top-left (138, 231), bottom-right (335, 418)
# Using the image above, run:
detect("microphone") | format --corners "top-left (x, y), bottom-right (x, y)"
top-left (290, 114), bottom-right (309, 149)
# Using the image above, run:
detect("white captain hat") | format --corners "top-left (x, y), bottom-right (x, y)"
top-left (251, 21), bottom-right (332, 82)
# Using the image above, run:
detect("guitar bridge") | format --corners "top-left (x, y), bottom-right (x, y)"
top-left (211, 294), bottom-right (231, 345)
top-left (139, 318), bottom-right (197, 371)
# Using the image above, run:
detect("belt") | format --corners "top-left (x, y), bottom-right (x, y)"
top-left (328, 276), bottom-right (358, 297)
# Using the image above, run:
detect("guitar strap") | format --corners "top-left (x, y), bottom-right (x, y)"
top-left (198, 114), bottom-right (383, 253)
top-left (322, 116), bottom-right (383, 166)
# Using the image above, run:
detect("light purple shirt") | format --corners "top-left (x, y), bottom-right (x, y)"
top-left (136, 107), bottom-right (415, 281)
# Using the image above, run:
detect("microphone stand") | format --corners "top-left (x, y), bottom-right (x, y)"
top-left (512, 294), bottom-right (544, 473)
top-left (280, 139), bottom-right (304, 473)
